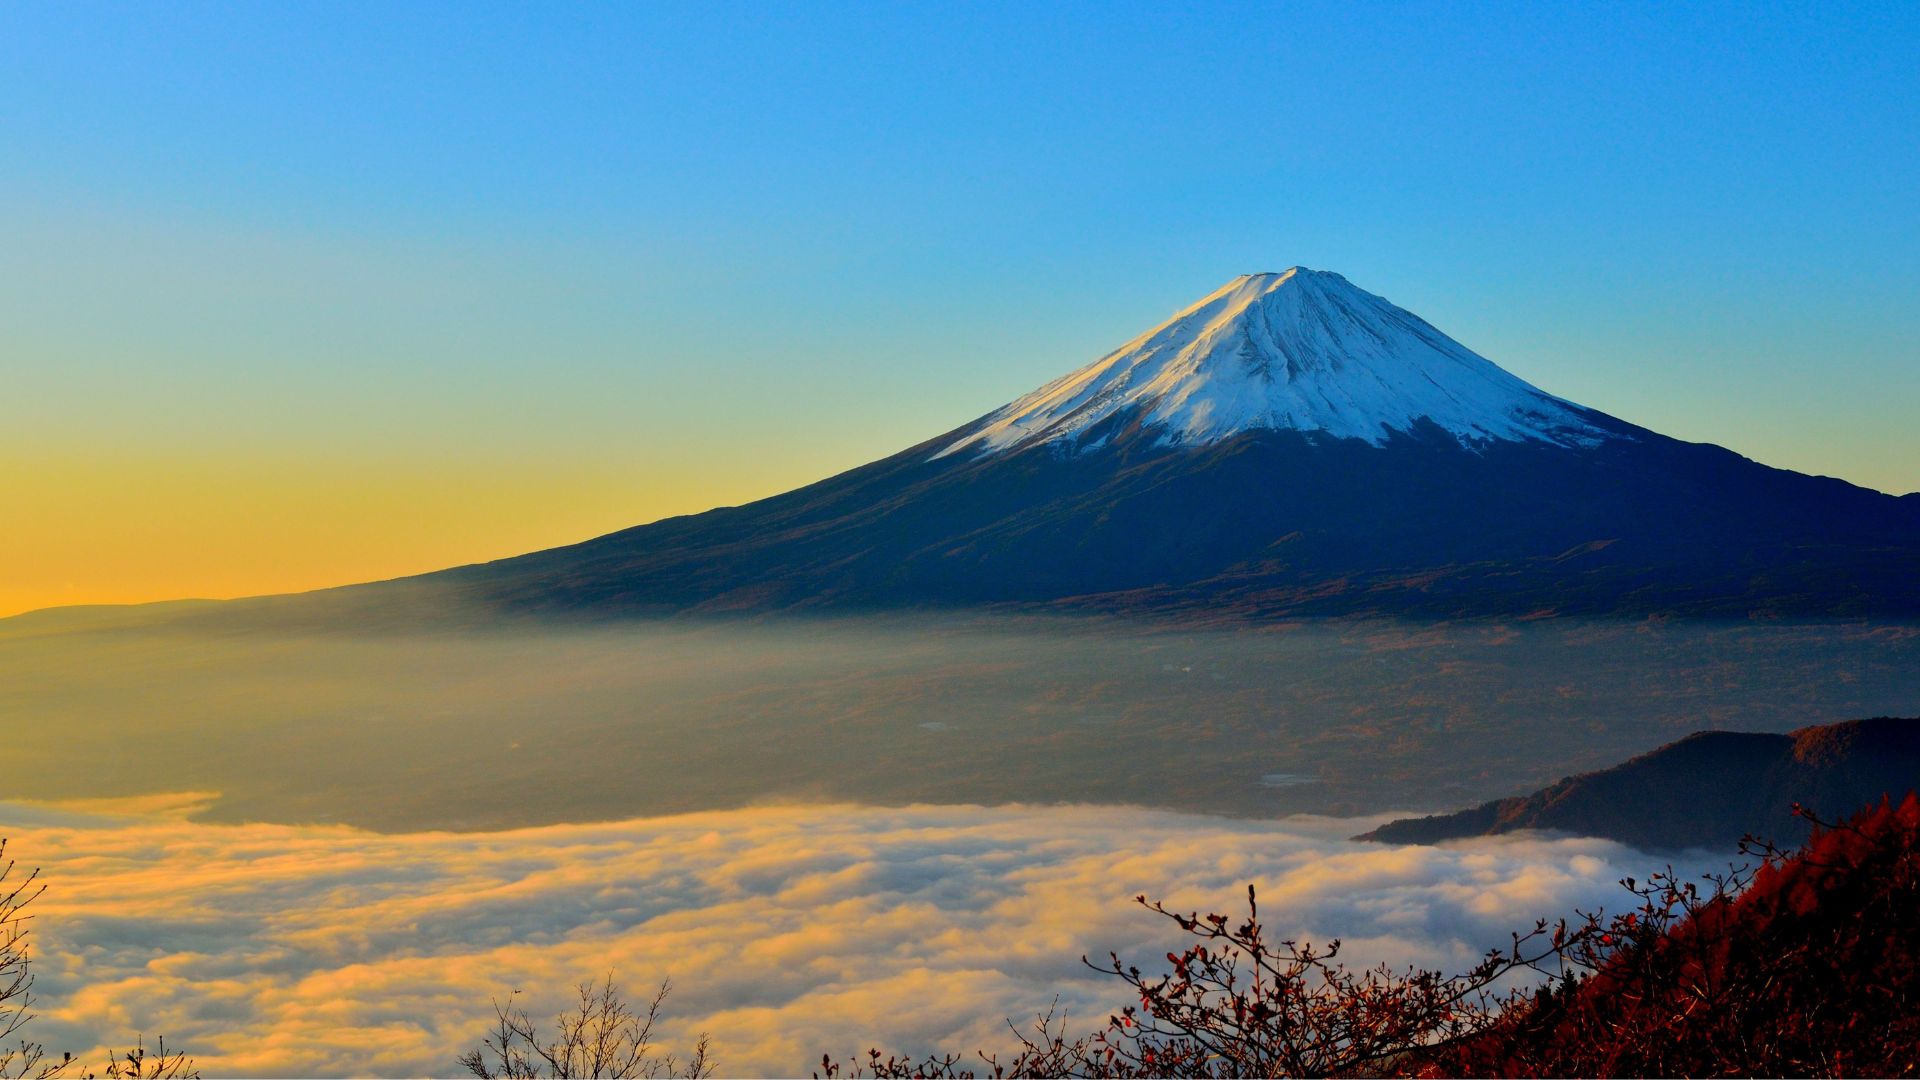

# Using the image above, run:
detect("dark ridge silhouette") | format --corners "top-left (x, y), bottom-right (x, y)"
top-left (141, 412), bottom-right (1920, 633)
top-left (407, 418), bottom-right (1920, 622)
top-left (1359, 716), bottom-right (1920, 850)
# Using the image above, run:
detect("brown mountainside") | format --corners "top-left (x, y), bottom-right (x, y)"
top-left (1360, 716), bottom-right (1920, 850)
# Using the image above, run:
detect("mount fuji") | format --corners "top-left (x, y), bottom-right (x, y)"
top-left (938, 269), bottom-right (1611, 457)
top-left (358, 269), bottom-right (1920, 620)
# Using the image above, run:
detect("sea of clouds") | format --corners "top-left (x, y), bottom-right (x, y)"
top-left (0, 798), bottom-right (1706, 1077)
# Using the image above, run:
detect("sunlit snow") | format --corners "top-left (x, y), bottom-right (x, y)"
top-left (938, 268), bottom-right (1614, 458)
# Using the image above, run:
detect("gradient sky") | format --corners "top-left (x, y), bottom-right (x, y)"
top-left (4, 1), bottom-right (1917, 616)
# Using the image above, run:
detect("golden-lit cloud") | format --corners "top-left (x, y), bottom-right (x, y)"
top-left (0, 799), bottom-right (1698, 1077)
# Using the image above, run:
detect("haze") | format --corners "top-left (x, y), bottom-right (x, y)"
top-left (5, 610), bottom-right (1916, 832)
top-left (8, 606), bottom-right (1914, 1072)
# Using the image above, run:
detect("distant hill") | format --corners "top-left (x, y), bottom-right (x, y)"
top-left (1358, 716), bottom-right (1920, 850)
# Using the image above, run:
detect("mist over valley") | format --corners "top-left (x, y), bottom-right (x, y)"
top-left (5, 610), bottom-right (1915, 832)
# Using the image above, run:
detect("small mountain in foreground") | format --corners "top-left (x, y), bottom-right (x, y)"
top-left (1359, 716), bottom-right (1920, 850)
top-left (1434, 793), bottom-right (1920, 1077)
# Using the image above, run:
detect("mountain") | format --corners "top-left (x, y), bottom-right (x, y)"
top-left (936, 270), bottom-right (1612, 457)
top-left (1357, 716), bottom-right (1920, 851)
top-left (268, 268), bottom-right (1920, 621)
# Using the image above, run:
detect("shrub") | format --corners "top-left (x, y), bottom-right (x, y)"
top-left (823, 795), bottom-right (1920, 1078)
top-left (818, 884), bottom-right (1578, 1078)
top-left (1435, 795), bottom-right (1920, 1076)
top-left (0, 839), bottom-right (197, 1080)
top-left (460, 975), bottom-right (712, 1079)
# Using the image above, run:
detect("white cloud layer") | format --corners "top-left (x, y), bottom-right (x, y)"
top-left (0, 800), bottom-right (1691, 1077)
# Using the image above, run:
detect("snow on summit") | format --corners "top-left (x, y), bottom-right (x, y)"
top-left (938, 268), bottom-right (1613, 458)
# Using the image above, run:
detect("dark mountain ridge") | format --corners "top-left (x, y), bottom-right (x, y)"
top-left (1359, 716), bottom-right (1920, 850)
top-left (407, 411), bottom-right (1919, 621)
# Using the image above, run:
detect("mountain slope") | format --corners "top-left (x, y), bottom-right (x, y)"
top-left (1433, 793), bottom-right (1920, 1077)
top-left (1358, 716), bottom-right (1920, 850)
top-left (410, 422), bottom-right (1918, 619)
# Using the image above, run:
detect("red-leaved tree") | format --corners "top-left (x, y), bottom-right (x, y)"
top-left (822, 794), bottom-right (1920, 1078)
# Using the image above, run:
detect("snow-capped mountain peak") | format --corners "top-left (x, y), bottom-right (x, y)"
top-left (936, 267), bottom-right (1612, 458)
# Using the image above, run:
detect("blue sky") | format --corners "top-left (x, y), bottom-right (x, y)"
top-left (3, 1), bottom-right (1917, 609)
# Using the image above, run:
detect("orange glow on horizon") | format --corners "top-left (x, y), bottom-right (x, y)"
top-left (0, 451), bottom-right (799, 618)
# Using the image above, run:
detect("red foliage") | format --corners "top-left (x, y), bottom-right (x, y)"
top-left (823, 794), bottom-right (1920, 1078)
top-left (1432, 794), bottom-right (1920, 1077)
top-left (818, 885), bottom-right (1575, 1078)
